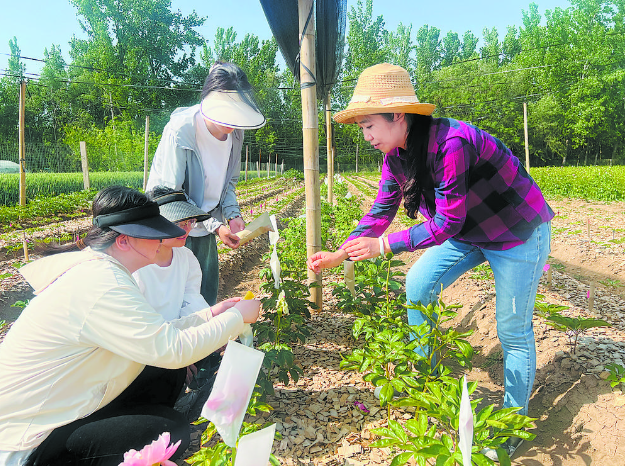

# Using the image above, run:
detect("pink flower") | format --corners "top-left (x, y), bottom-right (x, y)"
top-left (353, 401), bottom-right (369, 414)
top-left (587, 290), bottom-right (590, 299)
top-left (119, 432), bottom-right (181, 466)
top-left (543, 264), bottom-right (550, 272)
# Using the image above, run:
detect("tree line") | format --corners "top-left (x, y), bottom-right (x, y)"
top-left (0, 0), bottom-right (623, 172)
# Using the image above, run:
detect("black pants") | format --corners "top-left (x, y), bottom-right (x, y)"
top-left (26, 366), bottom-right (189, 466)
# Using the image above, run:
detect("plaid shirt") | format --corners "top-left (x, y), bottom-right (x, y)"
top-left (345, 118), bottom-right (554, 252)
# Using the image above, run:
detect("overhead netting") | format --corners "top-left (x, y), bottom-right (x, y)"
top-left (259, 0), bottom-right (347, 100)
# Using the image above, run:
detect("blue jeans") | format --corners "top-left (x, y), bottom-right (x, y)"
top-left (405, 222), bottom-right (551, 415)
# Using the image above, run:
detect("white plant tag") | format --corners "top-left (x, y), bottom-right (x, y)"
top-left (201, 341), bottom-right (265, 447)
top-left (459, 376), bottom-right (474, 466)
top-left (268, 214), bottom-right (281, 289)
top-left (233, 423), bottom-right (276, 466)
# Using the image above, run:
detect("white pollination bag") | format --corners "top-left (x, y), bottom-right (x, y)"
top-left (201, 341), bottom-right (265, 447)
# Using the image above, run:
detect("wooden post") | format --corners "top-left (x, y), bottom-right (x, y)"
top-left (588, 282), bottom-right (596, 315)
top-left (355, 144), bottom-right (358, 173)
top-left (245, 145), bottom-right (249, 181)
top-left (299, 0), bottom-right (322, 308)
top-left (18, 81), bottom-right (26, 206)
top-left (80, 141), bottom-right (90, 190)
top-left (326, 94), bottom-right (333, 204)
top-left (258, 148), bottom-right (261, 179)
top-left (22, 232), bottom-right (29, 262)
top-left (143, 114), bottom-right (150, 190)
top-left (267, 152), bottom-right (270, 178)
top-left (275, 152), bottom-right (278, 177)
top-left (523, 102), bottom-right (530, 174)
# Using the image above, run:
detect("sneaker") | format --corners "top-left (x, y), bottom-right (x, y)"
top-left (481, 437), bottom-right (524, 462)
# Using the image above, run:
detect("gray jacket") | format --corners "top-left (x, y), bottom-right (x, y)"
top-left (146, 104), bottom-right (243, 234)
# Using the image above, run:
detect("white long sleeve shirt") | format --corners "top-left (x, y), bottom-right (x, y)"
top-left (133, 247), bottom-right (209, 321)
top-left (0, 248), bottom-right (244, 454)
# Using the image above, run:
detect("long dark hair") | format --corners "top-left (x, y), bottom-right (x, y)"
top-left (201, 61), bottom-right (261, 112)
top-left (43, 186), bottom-right (150, 256)
top-left (381, 113), bottom-right (433, 219)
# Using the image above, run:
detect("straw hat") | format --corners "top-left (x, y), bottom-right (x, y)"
top-left (200, 90), bottom-right (266, 130)
top-left (333, 63), bottom-right (436, 124)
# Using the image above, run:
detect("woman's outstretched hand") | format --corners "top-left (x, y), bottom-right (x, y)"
top-left (307, 250), bottom-right (348, 274)
top-left (343, 236), bottom-right (387, 261)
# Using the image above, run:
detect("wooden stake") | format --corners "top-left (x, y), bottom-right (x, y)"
top-left (258, 148), bottom-right (261, 179)
top-left (143, 115), bottom-right (150, 190)
top-left (355, 144), bottom-right (358, 173)
top-left (299, 0), bottom-right (322, 308)
top-left (588, 282), bottom-right (596, 314)
top-left (267, 153), bottom-right (270, 178)
top-left (547, 268), bottom-right (552, 287)
top-left (523, 102), bottom-right (530, 174)
top-left (19, 81), bottom-right (26, 207)
top-left (80, 142), bottom-right (90, 190)
top-left (22, 232), bottom-right (29, 262)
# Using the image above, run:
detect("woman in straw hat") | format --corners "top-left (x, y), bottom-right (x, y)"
top-left (0, 186), bottom-right (261, 466)
top-left (308, 63), bottom-right (552, 457)
top-left (147, 61), bottom-right (266, 306)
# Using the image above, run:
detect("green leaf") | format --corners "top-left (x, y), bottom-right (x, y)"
top-left (390, 452), bottom-right (414, 466)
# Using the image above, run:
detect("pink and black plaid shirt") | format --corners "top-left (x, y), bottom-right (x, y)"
top-left (345, 118), bottom-right (554, 252)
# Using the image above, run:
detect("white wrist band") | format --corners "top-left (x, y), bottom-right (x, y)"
top-left (378, 236), bottom-right (385, 258)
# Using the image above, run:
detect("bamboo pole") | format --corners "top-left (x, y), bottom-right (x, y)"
top-left (326, 94), bottom-right (333, 205)
top-left (18, 81), bottom-right (26, 206)
top-left (523, 102), bottom-right (530, 174)
top-left (299, 0), bottom-right (322, 308)
top-left (143, 115), bottom-right (150, 190)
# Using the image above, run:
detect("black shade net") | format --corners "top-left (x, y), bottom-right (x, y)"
top-left (259, 0), bottom-right (346, 101)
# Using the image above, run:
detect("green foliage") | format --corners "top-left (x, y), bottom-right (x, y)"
top-left (185, 395), bottom-right (280, 466)
top-left (336, 255), bottom-right (536, 465)
top-left (0, 172), bottom-right (143, 207)
top-left (253, 258), bottom-right (316, 398)
top-left (534, 295), bottom-right (611, 353)
top-left (282, 168), bottom-right (304, 181)
top-left (10, 300), bottom-right (29, 309)
top-left (469, 264), bottom-right (494, 280)
top-left (605, 363), bottom-right (625, 389)
top-left (531, 166), bottom-right (625, 201)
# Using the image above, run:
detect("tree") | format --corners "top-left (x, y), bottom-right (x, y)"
top-left (441, 31), bottom-right (461, 67)
top-left (460, 31), bottom-right (479, 60)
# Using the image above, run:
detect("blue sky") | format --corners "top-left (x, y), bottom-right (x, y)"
top-left (0, 0), bottom-right (573, 76)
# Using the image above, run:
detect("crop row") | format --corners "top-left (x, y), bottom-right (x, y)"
top-left (356, 166), bottom-right (625, 202)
